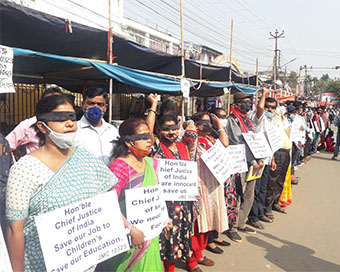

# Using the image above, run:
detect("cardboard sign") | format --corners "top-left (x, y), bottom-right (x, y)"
top-left (158, 159), bottom-right (198, 201)
top-left (200, 139), bottom-right (232, 185)
top-left (0, 227), bottom-right (12, 272)
top-left (290, 120), bottom-right (304, 143)
top-left (125, 185), bottom-right (168, 241)
top-left (226, 144), bottom-right (248, 175)
top-left (35, 191), bottom-right (129, 272)
top-left (242, 132), bottom-right (272, 159)
top-left (0, 45), bottom-right (15, 94)
top-left (265, 121), bottom-right (283, 153)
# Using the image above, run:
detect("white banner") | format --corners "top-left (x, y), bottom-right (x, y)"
top-left (0, 227), bottom-right (12, 272)
top-left (265, 121), bottom-right (283, 153)
top-left (200, 139), bottom-right (232, 185)
top-left (0, 45), bottom-right (15, 94)
top-left (227, 144), bottom-right (248, 175)
top-left (35, 191), bottom-right (129, 272)
top-left (242, 132), bottom-right (272, 159)
top-left (158, 159), bottom-right (198, 201)
top-left (125, 185), bottom-right (168, 241)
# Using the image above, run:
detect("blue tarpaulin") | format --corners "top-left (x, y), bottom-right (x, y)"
top-left (13, 48), bottom-right (184, 93)
top-left (13, 48), bottom-right (261, 96)
top-left (206, 82), bottom-right (260, 95)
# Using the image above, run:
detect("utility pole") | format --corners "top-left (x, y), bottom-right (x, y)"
top-left (269, 29), bottom-right (285, 82)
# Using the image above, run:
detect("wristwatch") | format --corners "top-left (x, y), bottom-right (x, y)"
top-left (125, 223), bottom-right (133, 234)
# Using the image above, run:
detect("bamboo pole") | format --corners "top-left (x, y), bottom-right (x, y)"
top-left (227, 19), bottom-right (234, 115)
top-left (180, 0), bottom-right (186, 122)
top-left (255, 58), bottom-right (259, 104)
top-left (108, 0), bottom-right (113, 123)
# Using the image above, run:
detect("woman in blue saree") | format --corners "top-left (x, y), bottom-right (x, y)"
top-left (6, 94), bottom-right (118, 271)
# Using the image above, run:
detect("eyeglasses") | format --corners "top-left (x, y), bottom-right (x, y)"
top-left (265, 105), bottom-right (276, 110)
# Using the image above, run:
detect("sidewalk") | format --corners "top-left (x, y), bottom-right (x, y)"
top-left (176, 151), bottom-right (340, 271)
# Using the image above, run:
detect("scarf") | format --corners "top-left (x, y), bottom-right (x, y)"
top-left (197, 135), bottom-right (216, 151)
top-left (230, 107), bottom-right (255, 133)
top-left (159, 142), bottom-right (190, 161)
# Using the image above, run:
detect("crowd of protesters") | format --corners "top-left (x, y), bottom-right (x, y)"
top-left (0, 86), bottom-right (339, 272)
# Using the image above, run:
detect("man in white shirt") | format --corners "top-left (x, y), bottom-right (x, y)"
top-left (247, 89), bottom-right (277, 230)
top-left (75, 87), bottom-right (118, 165)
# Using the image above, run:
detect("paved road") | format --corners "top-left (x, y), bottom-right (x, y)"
top-left (177, 151), bottom-right (340, 272)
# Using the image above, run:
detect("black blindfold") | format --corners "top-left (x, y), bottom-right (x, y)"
top-left (36, 111), bottom-right (76, 122)
top-left (121, 133), bottom-right (151, 142)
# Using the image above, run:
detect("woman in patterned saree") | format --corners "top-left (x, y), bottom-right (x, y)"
top-left (6, 94), bottom-right (118, 272)
top-left (149, 109), bottom-right (199, 272)
top-left (103, 118), bottom-right (169, 272)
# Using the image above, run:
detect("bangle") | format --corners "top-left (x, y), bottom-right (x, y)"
top-left (147, 108), bottom-right (157, 114)
top-left (218, 128), bottom-right (224, 132)
top-left (125, 223), bottom-right (133, 234)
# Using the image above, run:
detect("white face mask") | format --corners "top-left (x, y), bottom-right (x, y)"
top-left (43, 122), bottom-right (76, 149)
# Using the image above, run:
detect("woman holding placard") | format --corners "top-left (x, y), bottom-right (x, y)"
top-left (6, 94), bottom-right (118, 272)
top-left (103, 118), bottom-right (167, 272)
top-left (149, 111), bottom-right (200, 272)
top-left (191, 112), bottom-right (230, 257)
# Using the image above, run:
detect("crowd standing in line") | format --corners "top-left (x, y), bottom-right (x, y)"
top-left (1, 86), bottom-right (339, 272)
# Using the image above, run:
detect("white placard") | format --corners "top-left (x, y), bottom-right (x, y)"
top-left (158, 159), bottom-right (198, 201)
top-left (0, 45), bottom-right (15, 94)
top-left (226, 144), bottom-right (248, 175)
top-left (181, 78), bottom-right (190, 98)
top-left (290, 120), bottom-right (304, 143)
top-left (200, 139), bottom-right (232, 185)
top-left (242, 132), bottom-right (272, 159)
top-left (265, 121), bottom-right (283, 153)
top-left (35, 191), bottom-right (129, 272)
top-left (125, 185), bottom-right (169, 241)
top-left (0, 227), bottom-right (12, 272)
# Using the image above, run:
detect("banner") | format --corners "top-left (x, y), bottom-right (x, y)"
top-left (227, 144), bottom-right (248, 175)
top-left (0, 45), bottom-right (15, 94)
top-left (265, 121), bottom-right (283, 153)
top-left (200, 139), bottom-right (232, 185)
top-left (158, 159), bottom-right (198, 201)
top-left (242, 132), bottom-right (272, 159)
top-left (0, 227), bottom-right (12, 272)
top-left (35, 191), bottom-right (129, 272)
top-left (125, 184), bottom-right (169, 241)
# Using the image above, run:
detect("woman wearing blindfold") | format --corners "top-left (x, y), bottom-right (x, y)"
top-left (145, 92), bottom-right (199, 272)
top-left (6, 94), bottom-right (118, 272)
top-left (190, 112), bottom-right (230, 259)
top-left (103, 117), bottom-right (171, 272)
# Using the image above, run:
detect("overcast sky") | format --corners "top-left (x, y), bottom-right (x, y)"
top-left (124, 0), bottom-right (340, 79)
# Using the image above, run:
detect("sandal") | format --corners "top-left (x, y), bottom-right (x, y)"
top-left (273, 207), bottom-right (287, 214)
top-left (198, 256), bottom-right (215, 266)
top-left (266, 214), bottom-right (275, 220)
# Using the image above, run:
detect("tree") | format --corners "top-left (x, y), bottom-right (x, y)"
top-left (324, 81), bottom-right (340, 94)
top-left (286, 71), bottom-right (298, 87)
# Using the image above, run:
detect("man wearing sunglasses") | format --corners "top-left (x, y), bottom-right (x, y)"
top-left (75, 87), bottom-right (118, 165)
top-left (262, 97), bottom-right (291, 219)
